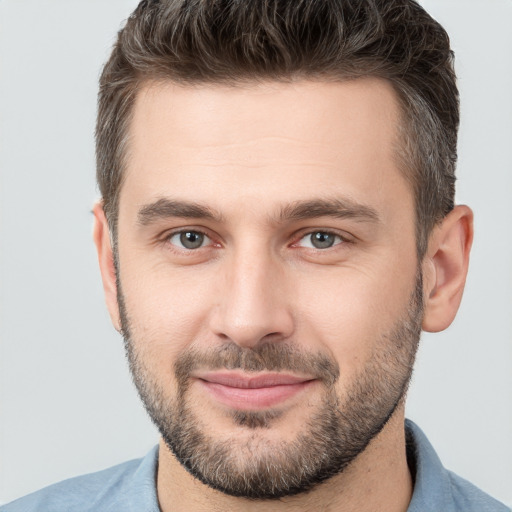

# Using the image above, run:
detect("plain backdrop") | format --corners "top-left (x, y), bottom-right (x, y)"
top-left (0, 0), bottom-right (511, 506)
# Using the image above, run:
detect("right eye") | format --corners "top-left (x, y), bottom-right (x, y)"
top-left (168, 230), bottom-right (211, 250)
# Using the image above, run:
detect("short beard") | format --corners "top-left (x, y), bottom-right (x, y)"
top-left (117, 271), bottom-right (423, 500)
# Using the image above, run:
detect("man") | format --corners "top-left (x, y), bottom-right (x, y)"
top-left (2, 0), bottom-right (508, 511)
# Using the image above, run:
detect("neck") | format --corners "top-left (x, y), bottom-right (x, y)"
top-left (156, 408), bottom-right (412, 512)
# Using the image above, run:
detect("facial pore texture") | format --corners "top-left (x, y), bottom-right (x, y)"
top-left (118, 271), bottom-right (423, 499)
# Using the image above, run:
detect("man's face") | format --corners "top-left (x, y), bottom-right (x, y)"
top-left (114, 79), bottom-right (423, 498)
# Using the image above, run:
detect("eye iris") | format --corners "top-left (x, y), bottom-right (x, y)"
top-left (311, 232), bottom-right (335, 249)
top-left (180, 231), bottom-right (204, 249)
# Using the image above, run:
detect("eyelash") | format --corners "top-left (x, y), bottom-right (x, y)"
top-left (162, 228), bottom-right (352, 253)
top-left (164, 229), bottom-right (216, 251)
top-left (292, 230), bottom-right (348, 250)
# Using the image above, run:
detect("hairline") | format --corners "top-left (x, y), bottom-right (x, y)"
top-left (105, 74), bottom-right (436, 259)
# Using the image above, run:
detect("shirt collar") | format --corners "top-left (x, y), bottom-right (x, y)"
top-left (108, 445), bottom-right (160, 512)
top-left (405, 419), bottom-right (456, 511)
top-left (124, 421), bottom-right (457, 511)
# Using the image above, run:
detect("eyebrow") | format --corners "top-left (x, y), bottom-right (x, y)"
top-left (137, 197), bottom-right (380, 226)
top-left (278, 198), bottom-right (380, 224)
top-left (137, 198), bottom-right (223, 225)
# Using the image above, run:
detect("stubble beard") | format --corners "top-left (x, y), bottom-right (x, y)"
top-left (117, 272), bottom-right (423, 500)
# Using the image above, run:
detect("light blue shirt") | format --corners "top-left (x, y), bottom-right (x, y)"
top-left (2, 420), bottom-right (509, 511)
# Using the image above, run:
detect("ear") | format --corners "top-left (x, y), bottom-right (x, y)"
top-left (421, 205), bottom-right (474, 332)
top-left (92, 202), bottom-right (121, 331)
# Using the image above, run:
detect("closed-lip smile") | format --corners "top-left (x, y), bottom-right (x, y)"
top-left (193, 371), bottom-right (317, 410)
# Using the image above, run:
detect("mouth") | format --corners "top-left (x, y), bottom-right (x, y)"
top-left (194, 371), bottom-right (317, 410)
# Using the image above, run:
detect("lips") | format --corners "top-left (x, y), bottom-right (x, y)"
top-left (194, 371), bottom-right (316, 410)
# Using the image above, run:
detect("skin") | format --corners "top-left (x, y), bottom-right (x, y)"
top-left (94, 78), bottom-right (473, 511)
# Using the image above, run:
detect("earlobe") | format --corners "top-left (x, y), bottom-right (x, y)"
top-left (422, 205), bottom-right (474, 333)
top-left (92, 202), bottom-right (121, 331)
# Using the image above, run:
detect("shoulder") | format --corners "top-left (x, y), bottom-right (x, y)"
top-left (446, 470), bottom-right (511, 512)
top-left (0, 447), bottom-right (159, 512)
top-left (406, 420), bottom-right (510, 512)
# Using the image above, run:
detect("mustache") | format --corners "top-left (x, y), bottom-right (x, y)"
top-left (174, 342), bottom-right (340, 388)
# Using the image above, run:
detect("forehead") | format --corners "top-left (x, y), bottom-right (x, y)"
top-left (122, 78), bottom-right (410, 221)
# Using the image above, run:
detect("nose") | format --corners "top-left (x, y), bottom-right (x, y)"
top-left (209, 247), bottom-right (294, 348)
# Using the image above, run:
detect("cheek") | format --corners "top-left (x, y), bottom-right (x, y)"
top-left (291, 260), bottom-right (417, 379)
top-left (119, 260), bottom-right (216, 363)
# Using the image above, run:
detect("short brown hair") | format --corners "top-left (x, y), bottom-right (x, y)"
top-left (96, 0), bottom-right (458, 256)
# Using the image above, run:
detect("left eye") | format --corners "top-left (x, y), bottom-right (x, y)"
top-left (168, 231), bottom-right (211, 250)
top-left (297, 231), bottom-right (343, 249)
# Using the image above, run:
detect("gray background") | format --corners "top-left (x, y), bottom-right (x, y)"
top-left (1, 0), bottom-right (511, 506)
